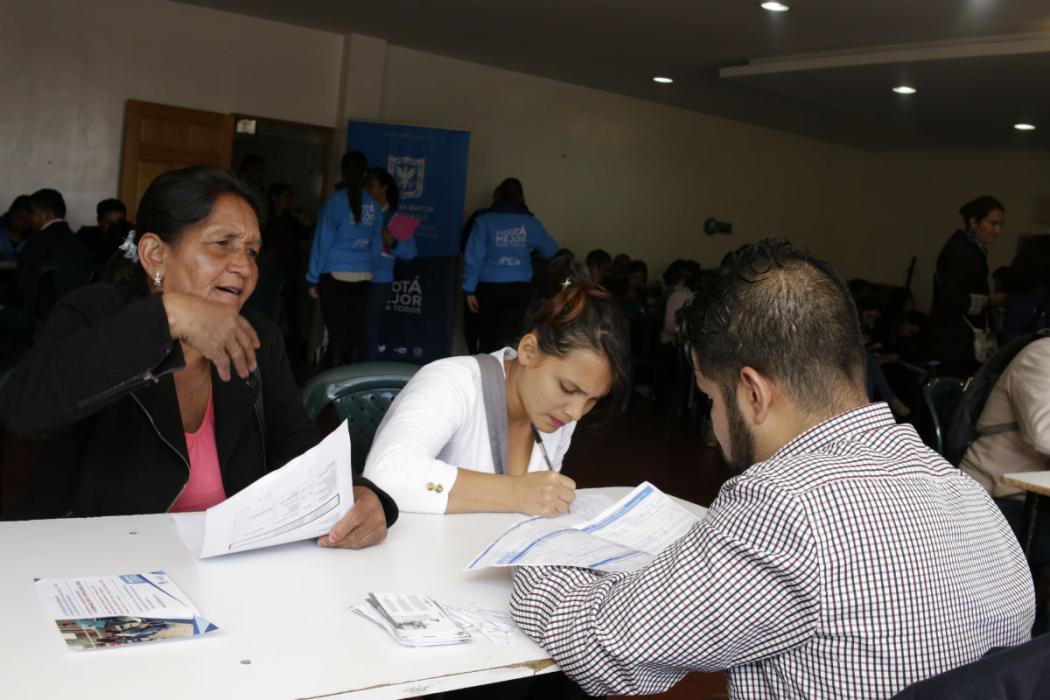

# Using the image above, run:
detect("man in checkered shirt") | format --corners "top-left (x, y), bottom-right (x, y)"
top-left (510, 239), bottom-right (1034, 699)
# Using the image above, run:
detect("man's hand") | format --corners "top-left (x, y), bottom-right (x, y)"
top-left (318, 486), bottom-right (388, 549)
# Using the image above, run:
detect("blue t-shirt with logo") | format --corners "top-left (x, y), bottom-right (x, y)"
top-left (305, 189), bottom-right (383, 284)
top-left (462, 211), bottom-right (558, 292)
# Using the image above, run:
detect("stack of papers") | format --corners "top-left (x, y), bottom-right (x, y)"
top-left (466, 482), bottom-right (700, 573)
top-left (353, 592), bottom-right (472, 647)
top-left (34, 572), bottom-right (217, 652)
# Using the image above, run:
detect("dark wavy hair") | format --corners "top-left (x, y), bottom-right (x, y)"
top-left (680, 238), bottom-right (866, 413)
top-left (366, 167), bottom-right (400, 213)
top-left (523, 264), bottom-right (631, 423)
top-left (341, 150), bottom-right (368, 224)
top-left (959, 196), bottom-right (1004, 229)
top-left (103, 166), bottom-right (263, 293)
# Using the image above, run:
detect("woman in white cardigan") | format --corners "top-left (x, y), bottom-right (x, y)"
top-left (361, 278), bottom-right (630, 516)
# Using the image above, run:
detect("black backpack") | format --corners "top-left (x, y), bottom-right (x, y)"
top-left (943, 328), bottom-right (1050, 466)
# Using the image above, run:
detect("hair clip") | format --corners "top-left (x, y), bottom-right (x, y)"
top-left (118, 229), bottom-right (139, 264)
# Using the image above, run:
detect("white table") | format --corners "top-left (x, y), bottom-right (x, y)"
top-left (1002, 472), bottom-right (1050, 561)
top-left (1, 487), bottom-right (706, 699)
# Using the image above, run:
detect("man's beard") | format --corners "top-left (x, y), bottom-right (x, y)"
top-left (723, 396), bottom-right (756, 475)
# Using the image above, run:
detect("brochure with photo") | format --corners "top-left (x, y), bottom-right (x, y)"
top-left (34, 571), bottom-right (217, 651)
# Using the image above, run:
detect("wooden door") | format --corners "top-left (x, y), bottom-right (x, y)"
top-left (119, 100), bottom-right (234, 220)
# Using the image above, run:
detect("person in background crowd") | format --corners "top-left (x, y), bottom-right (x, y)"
top-left (0, 166), bottom-right (397, 550)
top-left (1000, 235), bottom-right (1050, 341)
top-left (961, 336), bottom-right (1050, 574)
top-left (584, 249), bottom-right (612, 285)
top-left (17, 188), bottom-right (90, 293)
top-left (77, 198), bottom-right (127, 257)
top-left (364, 167), bottom-right (417, 361)
top-left (306, 151), bottom-right (382, 367)
top-left (236, 153), bottom-right (267, 199)
top-left (510, 238), bottom-right (1034, 698)
top-left (930, 195), bottom-right (1005, 378)
top-left (261, 182), bottom-right (310, 364)
top-left (0, 195), bottom-right (33, 259)
top-left (460, 186), bottom-right (501, 355)
top-left (463, 178), bottom-right (559, 352)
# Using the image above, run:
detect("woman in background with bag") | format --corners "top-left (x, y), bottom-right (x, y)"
top-left (930, 195), bottom-right (1006, 378)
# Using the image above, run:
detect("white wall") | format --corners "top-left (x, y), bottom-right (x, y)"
top-left (0, 0), bottom-right (342, 228)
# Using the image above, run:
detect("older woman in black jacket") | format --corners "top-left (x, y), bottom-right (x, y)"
top-left (0, 166), bottom-right (395, 548)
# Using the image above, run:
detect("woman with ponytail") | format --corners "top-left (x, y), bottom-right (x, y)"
top-left (305, 150), bottom-right (383, 367)
top-left (359, 269), bottom-right (631, 516)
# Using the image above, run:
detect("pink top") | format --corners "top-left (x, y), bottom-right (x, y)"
top-left (170, 394), bottom-right (226, 513)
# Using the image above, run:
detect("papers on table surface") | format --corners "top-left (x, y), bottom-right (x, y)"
top-left (466, 482), bottom-right (700, 573)
top-left (34, 572), bottom-right (217, 652)
top-left (352, 592), bottom-right (472, 647)
top-left (199, 420), bottom-right (354, 558)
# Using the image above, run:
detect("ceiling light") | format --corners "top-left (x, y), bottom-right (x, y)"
top-left (760, 2), bottom-right (791, 11)
top-left (652, 76), bottom-right (673, 84)
top-left (892, 86), bottom-right (917, 95)
top-left (1014, 123), bottom-right (1036, 131)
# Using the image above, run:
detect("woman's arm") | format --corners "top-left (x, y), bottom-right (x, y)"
top-left (0, 288), bottom-right (181, 436)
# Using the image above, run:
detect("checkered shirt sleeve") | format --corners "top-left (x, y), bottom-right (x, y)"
top-left (510, 403), bottom-right (1035, 699)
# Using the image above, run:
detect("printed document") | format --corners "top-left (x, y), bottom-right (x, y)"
top-left (199, 420), bottom-right (354, 558)
top-left (466, 483), bottom-right (700, 573)
top-left (34, 571), bottom-right (217, 651)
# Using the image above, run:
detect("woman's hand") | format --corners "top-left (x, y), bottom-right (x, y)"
top-left (318, 486), bottom-right (388, 549)
top-left (162, 292), bottom-right (260, 381)
top-left (308, 286), bottom-right (319, 300)
top-left (381, 227), bottom-right (396, 248)
top-left (512, 472), bottom-right (576, 517)
top-left (466, 294), bottom-right (480, 314)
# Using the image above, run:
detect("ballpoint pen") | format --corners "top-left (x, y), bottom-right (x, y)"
top-left (530, 424), bottom-right (555, 471)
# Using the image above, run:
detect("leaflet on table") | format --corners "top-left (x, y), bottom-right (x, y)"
top-left (465, 482), bottom-right (700, 573)
top-left (199, 419), bottom-right (354, 558)
top-left (34, 571), bottom-right (217, 652)
top-left (352, 592), bottom-right (471, 647)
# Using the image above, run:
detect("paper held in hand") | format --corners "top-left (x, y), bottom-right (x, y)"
top-left (198, 420), bottom-right (354, 558)
top-left (466, 482), bottom-right (701, 573)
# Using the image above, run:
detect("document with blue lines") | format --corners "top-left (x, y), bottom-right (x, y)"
top-left (466, 483), bottom-right (701, 573)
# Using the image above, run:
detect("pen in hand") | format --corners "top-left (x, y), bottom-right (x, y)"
top-left (531, 424), bottom-right (555, 471)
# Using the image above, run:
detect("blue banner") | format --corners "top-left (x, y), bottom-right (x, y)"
top-left (347, 121), bottom-right (470, 363)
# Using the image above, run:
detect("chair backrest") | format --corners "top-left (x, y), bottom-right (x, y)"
top-left (922, 376), bottom-right (965, 456)
top-left (301, 362), bottom-right (420, 474)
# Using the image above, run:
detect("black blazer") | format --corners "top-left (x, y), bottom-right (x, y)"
top-left (0, 283), bottom-right (397, 524)
top-left (930, 230), bottom-right (990, 375)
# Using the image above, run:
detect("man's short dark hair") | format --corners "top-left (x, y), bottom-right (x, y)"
top-left (585, 249), bottom-right (611, 266)
top-left (8, 195), bottom-right (31, 214)
top-left (680, 238), bottom-right (866, 413)
top-left (29, 188), bottom-right (66, 218)
top-left (96, 198), bottom-right (126, 220)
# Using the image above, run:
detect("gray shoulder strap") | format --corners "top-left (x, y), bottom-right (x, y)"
top-left (475, 354), bottom-right (509, 475)
top-left (978, 421), bottom-right (1019, 438)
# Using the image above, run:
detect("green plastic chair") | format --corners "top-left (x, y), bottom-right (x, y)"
top-left (922, 376), bottom-right (966, 457)
top-left (302, 362), bottom-right (420, 474)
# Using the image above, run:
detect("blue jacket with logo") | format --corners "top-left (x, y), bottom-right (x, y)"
top-left (305, 189), bottom-right (383, 285)
top-left (371, 209), bottom-right (418, 284)
top-left (462, 209), bottom-right (558, 292)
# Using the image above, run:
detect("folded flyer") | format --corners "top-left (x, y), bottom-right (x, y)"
top-left (34, 571), bottom-right (217, 651)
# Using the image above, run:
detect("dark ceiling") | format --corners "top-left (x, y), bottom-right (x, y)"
top-left (176, 0), bottom-right (1050, 149)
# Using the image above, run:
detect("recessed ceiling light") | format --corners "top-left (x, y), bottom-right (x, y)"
top-left (892, 86), bottom-right (917, 95)
top-left (652, 76), bottom-right (673, 84)
top-left (1014, 123), bottom-right (1036, 131)
top-left (760, 2), bottom-right (791, 11)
